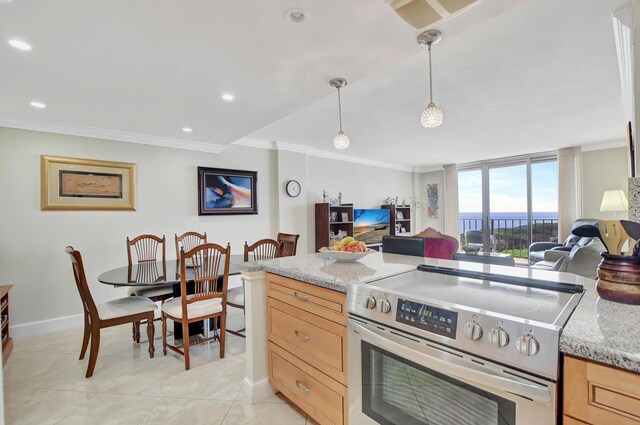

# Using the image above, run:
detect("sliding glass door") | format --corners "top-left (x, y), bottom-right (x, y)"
top-left (458, 156), bottom-right (558, 260)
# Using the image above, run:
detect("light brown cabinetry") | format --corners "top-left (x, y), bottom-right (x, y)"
top-left (564, 355), bottom-right (640, 425)
top-left (266, 273), bottom-right (348, 425)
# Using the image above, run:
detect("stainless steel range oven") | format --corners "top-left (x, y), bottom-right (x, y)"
top-left (347, 265), bottom-right (584, 425)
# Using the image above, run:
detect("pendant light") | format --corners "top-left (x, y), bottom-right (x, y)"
top-left (330, 78), bottom-right (350, 149)
top-left (417, 30), bottom-right (443, 128)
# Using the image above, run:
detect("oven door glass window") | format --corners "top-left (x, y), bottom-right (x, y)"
top-left (362, 341), bottom-right (516, 425)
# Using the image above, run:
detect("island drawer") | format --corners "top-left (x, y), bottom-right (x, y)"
top-left (266, 273), bottom-right (346, 325)
top-left (268, 297), bottom-right (347, 385)
top-left (564, 355), bottom-right (640, 425)
top-left (269, 342), bottom-right (347, 425)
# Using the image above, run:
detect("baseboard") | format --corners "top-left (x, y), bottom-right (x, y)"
top-left (243, 376), bottom-right (276, 404)
top-left (11, 313), bottom-right (84, 340)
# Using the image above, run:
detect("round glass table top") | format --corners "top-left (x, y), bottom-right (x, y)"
top-left (97, 256), bottom-right (244, 286)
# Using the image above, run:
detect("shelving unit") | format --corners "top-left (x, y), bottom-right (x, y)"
top-left (1, 285), bottom-right (13, 366)
top-left (315, 203), bottom-right (354, 252)
top-left (381, 204), bottom-right (412, 236)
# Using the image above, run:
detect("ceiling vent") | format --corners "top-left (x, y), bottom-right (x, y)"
top-left (387, 0), bottom-right (479, 29)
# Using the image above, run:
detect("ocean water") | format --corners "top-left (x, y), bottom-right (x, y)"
top-left (459, 212), bottom-right (558, 233)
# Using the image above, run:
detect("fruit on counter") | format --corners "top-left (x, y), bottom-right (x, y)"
top-left (331, 237), bottom-right (367, 253)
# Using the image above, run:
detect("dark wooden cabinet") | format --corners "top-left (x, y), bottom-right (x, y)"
top-left (315, 203), bottom-right (354, 252)
top-left (381, 204), bottom-right (412, 236)
top-left (1, 285), bottom-right (13, 366)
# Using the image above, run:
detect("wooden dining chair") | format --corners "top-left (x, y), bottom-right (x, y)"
top-left (66, 246), bottom-right (157, 378)
top-left (227, 239), bottom-right (283, 338)
top-left (175, 232), bottom-right (207, 259)
top-left (126, 234), bottom-right (172, 341)
top-left (276, 232), bottom-right (300, 257)
top-left (161, 242), bottom-right (231, 370)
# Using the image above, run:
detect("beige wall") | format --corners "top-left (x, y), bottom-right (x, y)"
top-left (418, 170), bottom-right (446, 233)
top-left (0, 127), bottom-right (415, 330)
top-left (305, 156), bottom-right (414, 253)
top-left (582, 146), bottom-right (629, 219)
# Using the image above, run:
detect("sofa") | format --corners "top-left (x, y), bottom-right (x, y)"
top-left (529, 238), bottom-right (606, 279)
top-left (528, 219), bottom-right (598, 264)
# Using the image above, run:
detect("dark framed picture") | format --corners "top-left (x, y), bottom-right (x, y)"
top-left (330, 211), bottom-right (338, 222)
top-left (198, 167), bottom-right (258, 215)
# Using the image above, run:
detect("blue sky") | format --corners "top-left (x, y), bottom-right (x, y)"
top-left (458, 161), bottom-right (558, 213)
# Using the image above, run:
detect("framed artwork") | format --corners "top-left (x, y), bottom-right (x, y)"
top-left (341, 212), bottom-right (349, 222)
top-left (41, 155), bottom-right (136, 210)
top-left (198, 167), bottom-right (258, 215)
top-left (427, 183), bottom-right (439, 218)
top-left (330, 211), bottom-right (338, 222)
top-left (397, 211), bottom-right (404, 220)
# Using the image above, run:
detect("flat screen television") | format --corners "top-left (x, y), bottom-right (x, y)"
top-left (354, 209), bottom-right (391, 244)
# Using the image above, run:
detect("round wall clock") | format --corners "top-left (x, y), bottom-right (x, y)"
top-left (286, 180), bottom-right (301, 197)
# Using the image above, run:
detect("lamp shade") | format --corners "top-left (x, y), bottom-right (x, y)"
top-left (600, 190), bottom-right (628, 212)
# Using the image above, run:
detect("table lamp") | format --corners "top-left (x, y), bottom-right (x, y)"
top-left (600, 190), bottom-right (629, 219)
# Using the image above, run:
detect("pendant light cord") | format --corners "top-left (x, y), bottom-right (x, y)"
top-left (428, 43), bottom-right (433, 104)
top-left (337, 87), bottom-right (343, 132)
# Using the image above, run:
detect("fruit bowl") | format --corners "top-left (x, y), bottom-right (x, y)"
top-left (319, 247), bottom-right (376, 262)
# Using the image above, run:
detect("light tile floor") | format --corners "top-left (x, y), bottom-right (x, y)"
top-left (4, 311), bottom-right (317, 425)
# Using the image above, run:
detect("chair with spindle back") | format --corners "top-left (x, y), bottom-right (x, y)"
top-left (161, 243), bottom-right (231, 370)
top-left (66, 246), bottom-right (157, 378)
top-left (126, 234), bottom-right (172, 341)
top-left (227, 239), bottom-right (283, 338)
top-left (276, 232), bottom-right (300, 257)
top-left (175, 232), bottom-right (207, 258)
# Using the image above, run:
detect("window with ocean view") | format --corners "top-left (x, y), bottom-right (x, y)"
top-left (458, 156), bottom-right (558, 260)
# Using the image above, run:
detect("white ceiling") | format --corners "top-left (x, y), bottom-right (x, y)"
top-left (0, 0), bottom-right (627, 168)
top-left (251, 0), bottom-right (628, 168)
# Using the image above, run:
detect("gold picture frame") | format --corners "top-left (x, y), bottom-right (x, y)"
top-left (41, 155), bottom-right (136, 211)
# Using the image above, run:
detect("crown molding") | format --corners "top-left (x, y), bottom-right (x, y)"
top-left (0, 117), bottom-right (225, 154)
top-left (232, 137), bottom-right (414, 172)
top-left (231, 137), bottom-right (276, 150)
top-left (413, 165), bottom-right (445, 173)
top-left (612, 6), bottom-right (633, 121)
top-left (581, 139), bottom-right (627, 152)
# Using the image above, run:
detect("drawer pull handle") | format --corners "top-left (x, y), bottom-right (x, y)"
top-left (295, 380), bottom-right (311, 393)
top-left (293, 292), bottom-right (309, 301)
top-left (294, 330), bottom-right (310, 342)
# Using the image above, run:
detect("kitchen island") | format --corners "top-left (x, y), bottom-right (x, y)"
top-left (559, 278), bottom-right (640, 425)
top-left (238, 251), bottom-right (593, 425)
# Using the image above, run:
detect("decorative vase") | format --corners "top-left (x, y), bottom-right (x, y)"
top-left (596, 254), bottom-right (640, 305)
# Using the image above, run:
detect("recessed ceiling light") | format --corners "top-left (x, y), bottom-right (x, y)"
top-left (221, 93), bottom-right (235, 101)
top-left (284, 8), bottom-right (309, 24)
top-left (8, 39), bottom-right (32, 51)
top-left (182, 127), bottom-right (193, 133)
top-left (30, 101), bottom-right (46, 109)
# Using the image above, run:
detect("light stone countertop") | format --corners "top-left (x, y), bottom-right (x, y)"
top-left (239, 251), bottom-right (591, 292)
top-left (559, 278), bottom-right (640, 373)
top-left (241, 252), bottom-right (640, 373)
top-left (239, 252), bottom-right (425, 292)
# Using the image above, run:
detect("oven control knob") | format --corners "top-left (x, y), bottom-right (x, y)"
top-left (464, 322), bottom-right (483, 341)
top-left (364, 296), bottom-right (377, 310)
top-left (488, 328), bottom-right (509, 348)
top-left (516, 335), bottom-right (540, 356)
top-left (379, 299), bottom-right (392, 314)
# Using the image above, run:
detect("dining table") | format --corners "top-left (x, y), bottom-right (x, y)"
top-left (98, 255), bottom-right (245, 339)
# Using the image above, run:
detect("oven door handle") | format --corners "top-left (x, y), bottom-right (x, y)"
top-left (350, 320), bottom-right (551, 402)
